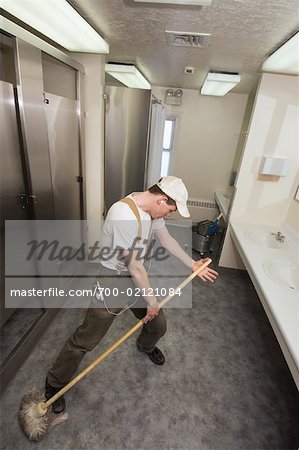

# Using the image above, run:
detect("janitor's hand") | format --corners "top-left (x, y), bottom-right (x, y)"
top-left (143, 302), bottom-right (160, 323)
top-left (192, 258), bottom-right (219, 283)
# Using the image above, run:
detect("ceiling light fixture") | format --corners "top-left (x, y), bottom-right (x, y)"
top-left (200, 72), bottom-right (241, 96)
top-left (262, 32), bottom-right (299, 75)
top-left (133, 0), bottom-right (211, 5)
top-left (1, 0), bottom-right (109, 53)
top-left (105, 64), bottom-right (151, 89)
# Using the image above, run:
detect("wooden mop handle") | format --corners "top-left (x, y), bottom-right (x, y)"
top-left (44, 258), bottom-right (212, 409)
top-left (158, 258), bottom-right (212, 309)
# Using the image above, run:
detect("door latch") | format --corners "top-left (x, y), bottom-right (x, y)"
top-left (19, 194), bottom-right (37, 208)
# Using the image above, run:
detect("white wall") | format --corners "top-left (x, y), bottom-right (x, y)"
top-left (220, 73), bottom-right (299, 268)
top-left (72, 53), bottom-right (106, 222)
top-left (152, 86), bottom-right (248, 205)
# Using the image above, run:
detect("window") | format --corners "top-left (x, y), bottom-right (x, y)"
top-left (161, 117), bottom-right (176, 177)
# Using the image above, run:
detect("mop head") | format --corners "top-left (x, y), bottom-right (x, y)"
top-left (18, 387), bottom-right (68, 441)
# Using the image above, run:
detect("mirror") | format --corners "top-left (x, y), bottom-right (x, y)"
top-left (223, 87), bottom-right (257, 216)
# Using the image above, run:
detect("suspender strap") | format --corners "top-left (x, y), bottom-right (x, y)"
top-left (119, 198), bottom-right (142, 241)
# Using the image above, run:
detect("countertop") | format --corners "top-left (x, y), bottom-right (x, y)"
top-left (229, 220), bottom-right (299, 387)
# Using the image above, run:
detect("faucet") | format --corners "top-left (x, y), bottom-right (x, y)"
top-left (271, 231), bottom-right (285, 243)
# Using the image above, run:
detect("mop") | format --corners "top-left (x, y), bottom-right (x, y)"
top-left (18, 259), bottom-right (212, 441)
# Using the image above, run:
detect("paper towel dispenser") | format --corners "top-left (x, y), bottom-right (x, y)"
top-left (259, 156), bottom-right (290, 177)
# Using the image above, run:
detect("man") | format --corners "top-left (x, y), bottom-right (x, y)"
top-left (45, 176), bottom-right (218, 413)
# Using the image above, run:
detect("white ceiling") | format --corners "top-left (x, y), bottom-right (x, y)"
top-left (69, 0), bottom-right (298, 93)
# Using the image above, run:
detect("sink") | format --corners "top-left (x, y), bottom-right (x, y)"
top-left (244, 230), bottom-right (287, 249)
top-left (214, 191), bottom-right (231, 221)
top-left (263, 257), bottom-right (299, 292)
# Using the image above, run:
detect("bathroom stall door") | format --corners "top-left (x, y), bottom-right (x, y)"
top-left (44, 93), bottom-right (83, 277)
top-left (0, 80), bottom-right (29, 326)
top-left (44, 93), bottom-right (81, 220)
top-left (0, 35), bottom-right (56, 380)
top-left (1, 35), bottom-right (84, 393)
top-left (104, 86), bottom-right (151, 210)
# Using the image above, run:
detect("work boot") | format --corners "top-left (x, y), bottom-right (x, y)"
top-left (45, 378), bottom-right (66, 414)
top-left (137, 346), bottom-right (165, 365)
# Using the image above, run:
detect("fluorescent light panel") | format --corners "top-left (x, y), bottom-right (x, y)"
top-left (1, 0), bottom-right (109, 53)
top-left (105, 64), bottom-right (151, 89)
top-left (133, 0), bottom-right (211, 5)
top-left (262, 32), bottom-right (299, 75)
top-left (201, 72), bottom-right (241, 96)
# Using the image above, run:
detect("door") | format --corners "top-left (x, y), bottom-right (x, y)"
top-left (44, 93), bottom-right (82, 220)
top-left (0, 80), bottom-right (29, 326)
top-left (104, 86), bottom-right (151, 210)
top-left (44, 93), bottom-right (83, 278)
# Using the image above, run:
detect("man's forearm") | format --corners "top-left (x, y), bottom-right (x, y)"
top-left (128, 264), bottom-right (158, 306)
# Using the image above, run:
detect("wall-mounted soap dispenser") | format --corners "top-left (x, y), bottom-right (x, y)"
top-left (259, 156), bottom-right (291, 177)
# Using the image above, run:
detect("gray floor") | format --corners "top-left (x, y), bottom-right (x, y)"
top-left (0, 309), bottom-right (43, 364)
top-left (0, 266), bottom-right (298, 450)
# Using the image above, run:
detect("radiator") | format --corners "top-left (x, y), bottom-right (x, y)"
top-left (165, 199), bottom-right (219, 223)
top-left (186, 199), bottom-right (218, 222)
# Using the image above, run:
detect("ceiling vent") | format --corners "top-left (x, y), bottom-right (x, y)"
top-left (184, 66), bottom-right (195, 74)
top-left (165, 30), bottom-right (210, 48)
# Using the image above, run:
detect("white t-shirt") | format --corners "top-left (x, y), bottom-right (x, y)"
top-left (100, 194), bottom-right (165, 271)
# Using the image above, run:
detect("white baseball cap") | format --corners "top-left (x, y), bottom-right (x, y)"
top-left (157, 176), bottom-right (190, 218)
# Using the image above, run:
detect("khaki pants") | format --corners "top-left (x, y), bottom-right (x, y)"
top-left (47, 268), bottom-right (167, 388)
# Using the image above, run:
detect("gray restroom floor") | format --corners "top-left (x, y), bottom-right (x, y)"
top-left (0, 266), bottom-right (298, 450)
top-left (0, 309), bottom-right (43, 364)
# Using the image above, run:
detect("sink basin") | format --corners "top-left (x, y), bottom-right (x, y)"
top-left (244, 230), bottom-right (286, 249)
top-left (263, 257), bottom-right (299, 292)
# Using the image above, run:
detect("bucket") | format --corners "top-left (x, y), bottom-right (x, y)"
top-left (192, 220), bottom-right (215, 254)
top-left (192, 230), bottom-right (214, 254)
